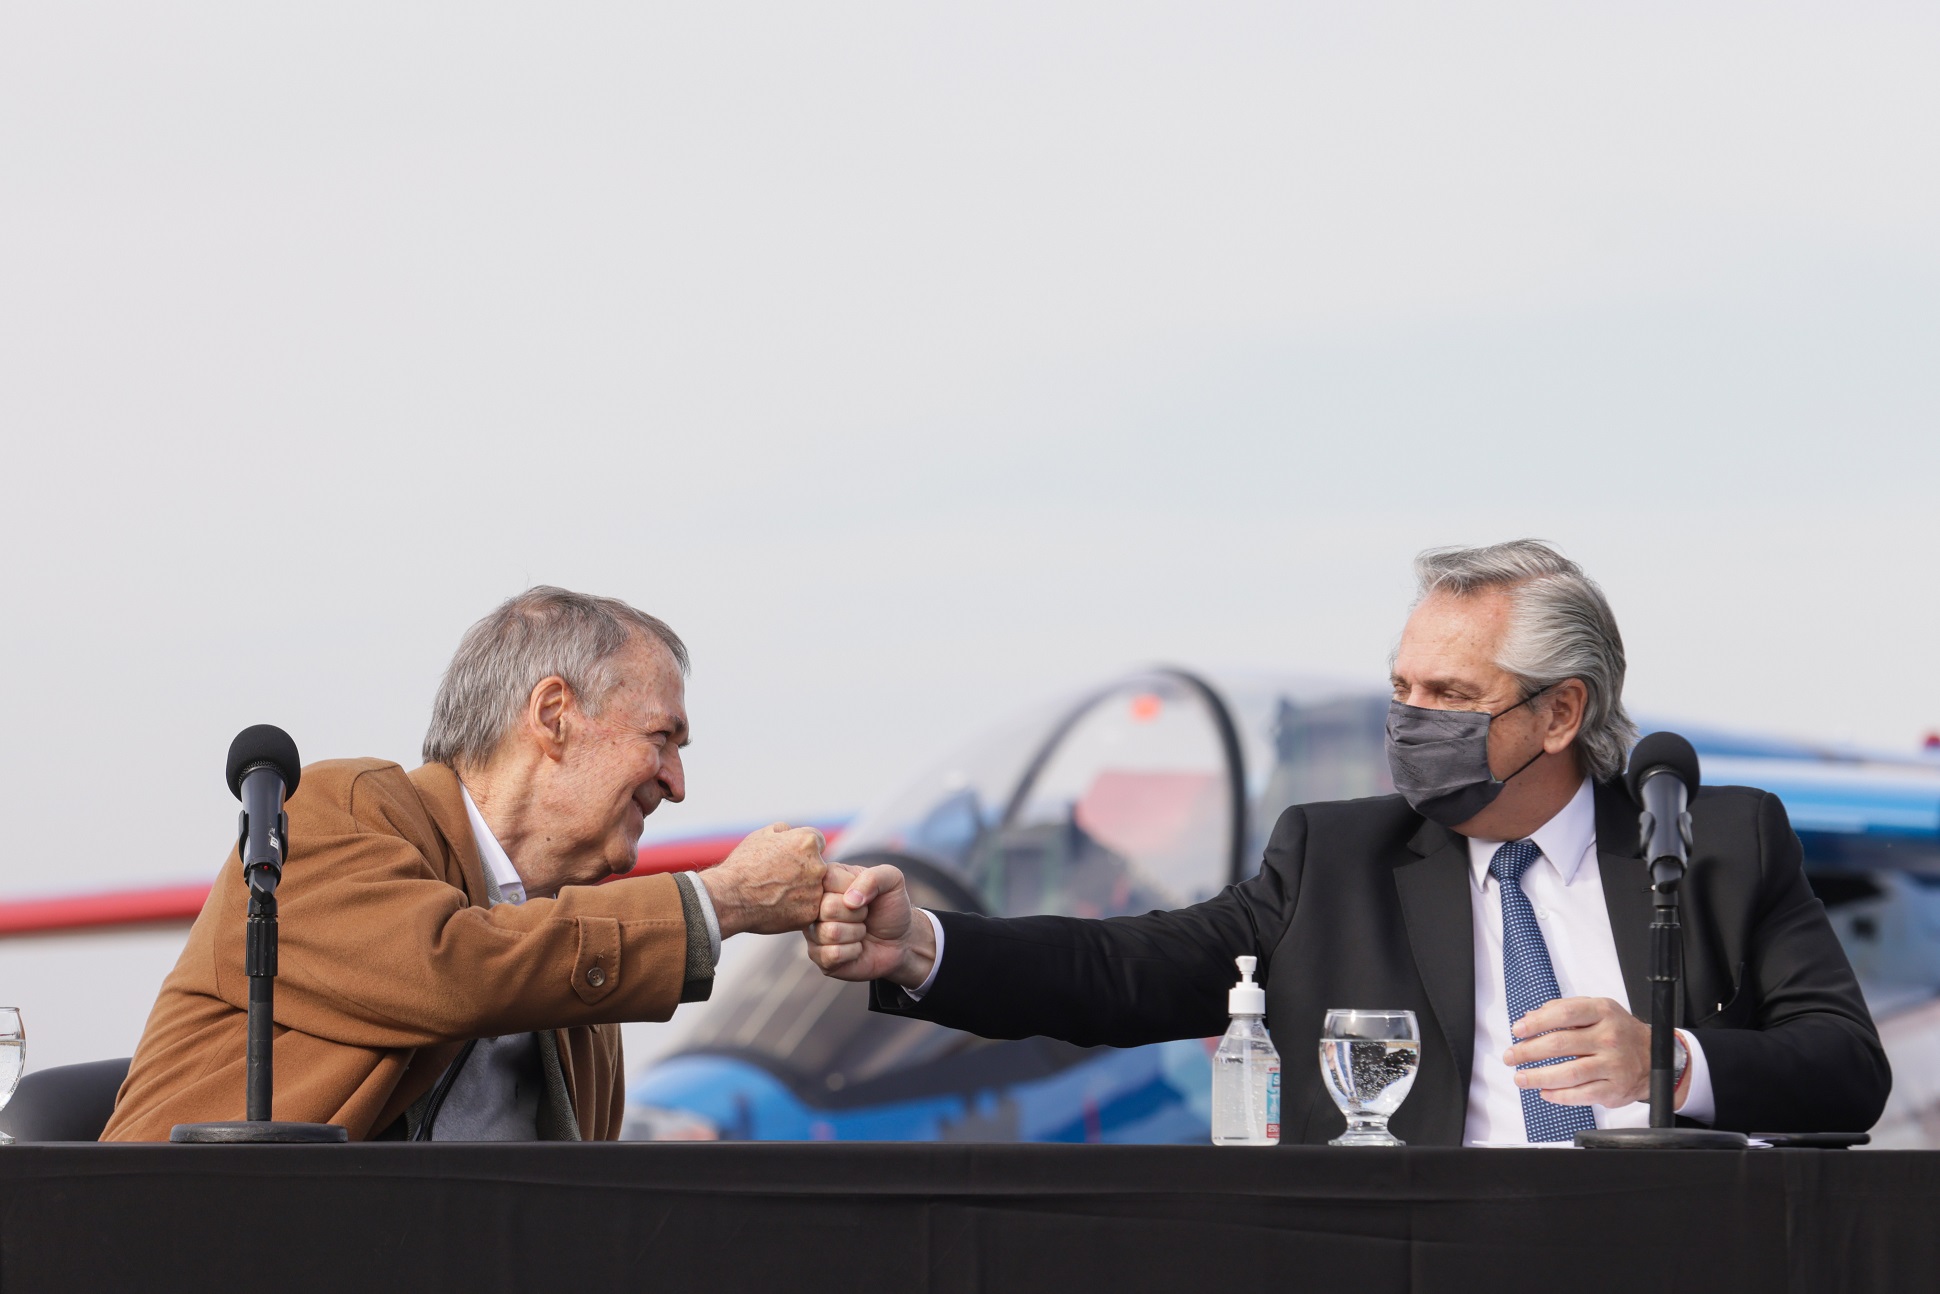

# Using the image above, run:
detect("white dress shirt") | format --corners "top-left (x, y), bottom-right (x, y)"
top-left (1464, 776), bottom-right (1714, 1144)
top-left (462, 786), bottom-right (528, 906)
top-left (912, 777), bottom-right (1718, 1144)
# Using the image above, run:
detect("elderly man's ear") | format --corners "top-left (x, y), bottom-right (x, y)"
top-left (526, 676), bottom-right (573, 759)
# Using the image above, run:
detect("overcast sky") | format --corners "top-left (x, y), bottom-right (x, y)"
top-left (3, 3), bottom-right (1937, 899)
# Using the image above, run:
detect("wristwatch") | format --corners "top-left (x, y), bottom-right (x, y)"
top-left (1673, 1032), bottom-right (1690, 1087)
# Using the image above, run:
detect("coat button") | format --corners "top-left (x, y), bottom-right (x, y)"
top-left (587, 966), bottom-right (606, 987)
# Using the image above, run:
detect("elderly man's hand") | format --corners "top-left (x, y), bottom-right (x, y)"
top-left (804, 862), bottom-right (936, 988)
top-left (703, 824), bottom-right (828, 938)
top-left (1504, 996), bottom-right (1693, 1110)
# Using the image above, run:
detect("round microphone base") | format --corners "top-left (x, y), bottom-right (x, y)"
top-left (170, 1120), bottom-right (349, 1144)
top-left (1575, 1126), bottom-right (1749, 1150)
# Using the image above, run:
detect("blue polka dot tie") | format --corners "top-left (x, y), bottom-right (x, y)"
top-left (1490, 839), bottom-right (1597, 1143)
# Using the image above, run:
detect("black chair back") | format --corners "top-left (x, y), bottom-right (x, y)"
top-left (0, 1057), bottom-right (131, 1142)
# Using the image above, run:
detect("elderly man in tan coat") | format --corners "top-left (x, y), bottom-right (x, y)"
top-left (106, 587), bottom-right (829, 1141)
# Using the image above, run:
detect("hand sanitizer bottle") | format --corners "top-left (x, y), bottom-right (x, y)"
top-left (1212, 955), bottom-right (1280, 1145)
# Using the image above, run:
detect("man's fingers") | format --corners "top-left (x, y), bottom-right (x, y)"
top-left (841, 863), bottom-right (903, 910)
top-left (1513, 1056), bottom-right (1595, 1091)
top-left (769, 823), bottom-right (825, 851)
top-left (755, 822), bottom-right (825, 851)
top-left (840, 869), bottom-right (877, 909)
top-left (805, 939), bottom-right (863, 971)
top-left (818, 891), bottom-right (869, 922)
top-left (1511, 996), bottom-right (1605, 1037)
top-left (734, 823), bottom-right (827, 869)
top-left (805, 916), bottom-right (866, 946)
top-left (1504, 1027), bottom-right (1598, 1065)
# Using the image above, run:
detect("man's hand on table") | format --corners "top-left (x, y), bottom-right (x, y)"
top-left (1505, 996), bottom-right (1693, 1110)
top-left (803, 861), bottom-right (936, 988)
top-left (703, 824), bottom-right (829, 937)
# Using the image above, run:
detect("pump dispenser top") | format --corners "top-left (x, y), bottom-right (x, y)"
top-left (1229, 955), bottom-right (1265, 1016)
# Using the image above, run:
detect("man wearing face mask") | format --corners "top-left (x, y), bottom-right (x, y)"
top-left (805, 541), bottom-right (1890, 1144)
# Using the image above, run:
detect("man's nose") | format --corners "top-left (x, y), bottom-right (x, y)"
top-left (660, 748), bottom-right (686, 803)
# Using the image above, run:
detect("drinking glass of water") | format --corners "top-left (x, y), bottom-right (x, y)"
top-left (0, 1009), bottom-right (22, 1145)
top-left (1319, 1008), bottom-right (1420, 1147)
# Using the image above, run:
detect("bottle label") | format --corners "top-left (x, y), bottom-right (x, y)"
top-left (1265, 1066), bottom-right (1281, 1139)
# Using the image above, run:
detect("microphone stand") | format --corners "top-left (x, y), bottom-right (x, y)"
top-left (243, 871), bottom-right (281, 1125)
top-left (1578, 796), bottom-right (1746, 1150)
top-left (172, 774), bottom-right (347, 1145)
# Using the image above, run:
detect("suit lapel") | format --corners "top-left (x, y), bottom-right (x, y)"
top-left (1394, 819), bottom-right (1477, 1093)
top-left (409, 762), bottom-right (492, 907)
top-left (1593, 781), bottom-right (1653, 1019)
top-left (535, 1030), bottom-right (583, 1142)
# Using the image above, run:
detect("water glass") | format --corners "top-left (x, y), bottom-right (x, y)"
top-left (0, 1009), bottom-right (22, 1145)
top-left (1319, 1008), bottom-right (1420, 1147)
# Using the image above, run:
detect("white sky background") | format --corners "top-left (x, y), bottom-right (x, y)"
top-left (3, 2), bottom-right (1938, 899)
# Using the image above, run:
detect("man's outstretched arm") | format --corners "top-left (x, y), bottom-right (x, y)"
top-left (805, 807), bottom-right (1310, 1049)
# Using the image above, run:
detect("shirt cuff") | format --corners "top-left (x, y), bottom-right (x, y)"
top-left (1675, 1029), bottom-right (1716, 1125)
top-left (903, 909), bottom-right (946, 1002)
top-left (688, 870), bottom-right (724, 965)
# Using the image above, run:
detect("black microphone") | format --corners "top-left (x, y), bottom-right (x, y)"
top-left (169, 724), bottom-right (348, 1141)
top-left (1579, 731), bottom-right (1747, 1146)
top-left (1625, 731), bottom-right (1700, 867)
top-left (226, 725), bottom-right (302, 891)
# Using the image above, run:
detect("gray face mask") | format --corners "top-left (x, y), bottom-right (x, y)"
top-left (1384, 687), bottom-right (1550, 828)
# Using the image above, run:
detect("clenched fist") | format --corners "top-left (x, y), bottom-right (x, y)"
top-left (703, 823), bottom-right (828, 937)
top-left (803, 861), bottom-right (936, 987)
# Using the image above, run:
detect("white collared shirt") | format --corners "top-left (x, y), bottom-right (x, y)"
top-left (461, 785), bottom-right (528, 906)
top-left (1464, 777), bottom-right (1715, 1144)
top-left (457, 783), bottom-right (723, 962)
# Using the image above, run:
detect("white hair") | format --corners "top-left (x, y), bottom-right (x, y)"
top-left (1412, 540), bottom-right (1639, 782)
top-left (423, 586), bottom-right (688, 769)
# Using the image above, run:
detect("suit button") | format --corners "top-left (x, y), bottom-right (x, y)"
top-left (587, 966), bottom-right (606, 987)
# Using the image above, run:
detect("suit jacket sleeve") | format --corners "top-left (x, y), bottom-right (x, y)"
top-left (869, 806), bottom-right (1309, 1046)
top-left (1695, 791), bottom-right (1892, 1132)
top-left (223, 766), bottom-right (695, 1050)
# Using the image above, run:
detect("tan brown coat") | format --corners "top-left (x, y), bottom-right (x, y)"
top-left (104, 759), bottom-right (693, 1141)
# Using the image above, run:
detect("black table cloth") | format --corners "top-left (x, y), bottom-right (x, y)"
top-left (2, 1143), bottom-right (1934, 1292)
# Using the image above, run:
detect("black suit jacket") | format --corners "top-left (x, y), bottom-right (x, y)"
top-left (872, 782), bottom-right (1890, 1144)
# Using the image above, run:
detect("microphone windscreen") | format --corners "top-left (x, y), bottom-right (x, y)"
top-left (226, 724), bottom-right (302, 800)
top-left (1625, 731), bottom-right (1700, 805)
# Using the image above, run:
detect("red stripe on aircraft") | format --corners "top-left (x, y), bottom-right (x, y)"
top-left (0, 884), bottom-right (215, 936)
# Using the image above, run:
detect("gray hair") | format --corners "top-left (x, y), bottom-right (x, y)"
top-left (1412, 540), bottom-right (1638, 783)
top-left (423, 586), bottom-right (689, 769)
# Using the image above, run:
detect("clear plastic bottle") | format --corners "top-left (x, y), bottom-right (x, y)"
top-left (1211, 955), bottom-right (1281, 1145)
